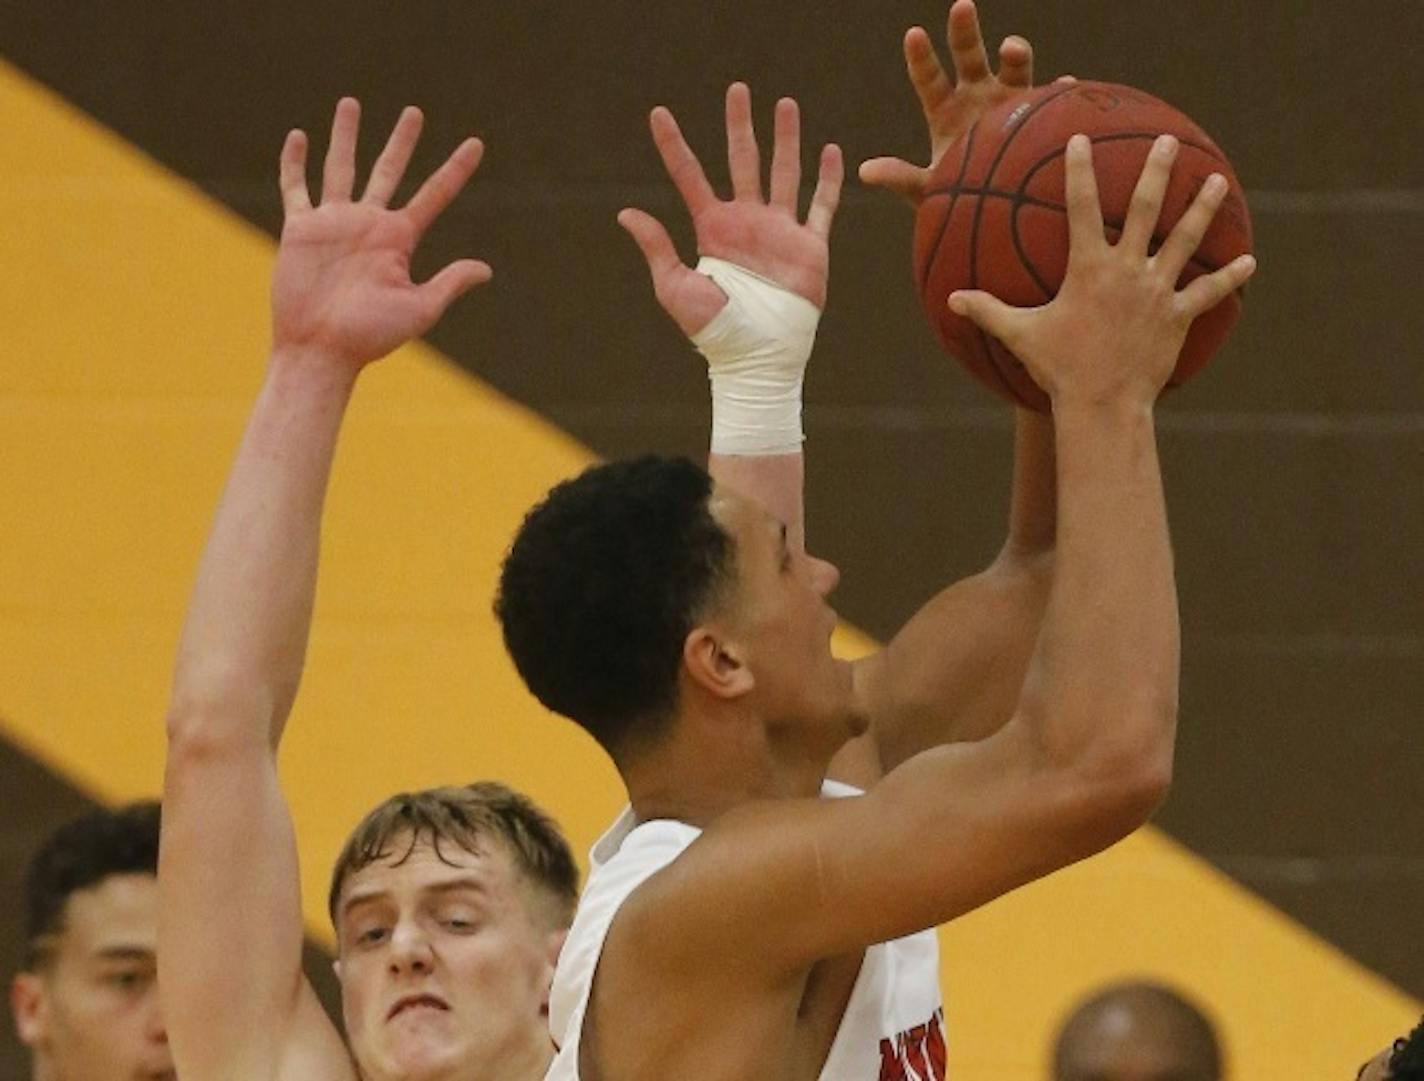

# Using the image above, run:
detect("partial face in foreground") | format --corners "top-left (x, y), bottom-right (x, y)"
top-left (707, 486), bottom-right (860, 755)
top-left (9, 873), bottom-right (173, 1081)
top-left (335, 836), bottom-right (562, 1081)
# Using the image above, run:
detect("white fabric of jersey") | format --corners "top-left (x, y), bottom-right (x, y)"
top-left (545, 781), bottom-right (947, 1080)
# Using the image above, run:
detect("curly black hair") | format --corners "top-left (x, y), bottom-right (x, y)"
top-left (22, 801), bottom-right (161, 970)
top-left (496, 455), bottom-right (733, 758)
top-left (1387, 1016), bottom-right (1424, 1080)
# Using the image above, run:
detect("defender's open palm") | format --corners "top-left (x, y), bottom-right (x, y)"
top-left (271, 98), bottom-right (491, 367)
top-left (618, 82), bottom-right (843, 337)
top-left (861, 0), bottom-right (1046, 206)
top-left (951, 134), bottom-right (1258, 408)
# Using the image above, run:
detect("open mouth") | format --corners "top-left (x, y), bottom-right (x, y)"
top-left (387, 994), bottom-right (451, 1021)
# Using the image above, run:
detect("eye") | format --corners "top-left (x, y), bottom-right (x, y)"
top-left (355, 925), bottom-right (389, 946)
top-left (105, 969), bottom-right (151, 993)
top-left (436, 905), bottom-right (481, 933)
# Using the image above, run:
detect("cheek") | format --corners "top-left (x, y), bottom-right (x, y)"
top-left (337, 957), bottom-right (379, 1033)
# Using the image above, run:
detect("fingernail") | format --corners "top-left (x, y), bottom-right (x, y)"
top-left (1156, 134), bottom-right (1179, 155)
top-left (1068, 133), bottom-right (1089, 153)
top-left (948, 293), bottom-right (968, 315)
top-left (1205, 173), bottom-right (1226, 195)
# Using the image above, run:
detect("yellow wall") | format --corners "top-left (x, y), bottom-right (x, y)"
top-left (0, 61), bottom-right (1416, 1078)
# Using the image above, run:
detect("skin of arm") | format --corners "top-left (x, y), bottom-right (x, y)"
top-left (632, 6), bottom-right (1065, 786)
top-left (618, 81), bottom-right (842, 555)
top-left (158, 99), bottom-right (489, 1081)
top-left (620, 131), bottom-right (1258, 984)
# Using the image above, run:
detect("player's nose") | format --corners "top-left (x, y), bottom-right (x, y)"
top-left (143, 992), bottom-right (169, 1045)
top-left (387, 919), bottom-right (435, 973)
top-left (810, 556), bottom-right (840, 597)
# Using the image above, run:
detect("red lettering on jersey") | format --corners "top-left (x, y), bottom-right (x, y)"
top-left (877, 1008), bottom-right (946, 1080)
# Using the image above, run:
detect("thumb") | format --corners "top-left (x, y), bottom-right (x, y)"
top-left (947, 289), bottom-right (1021, 345)
top-left (617, 207), bottom-right (684, 284)
top-left (857, 157), bottom-right (930, 208)
top-left (418, 258), bottom-right (492, 325)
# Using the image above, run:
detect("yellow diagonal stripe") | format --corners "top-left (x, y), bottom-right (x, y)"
top-left (0, 59), bottom-right (1415, 1079)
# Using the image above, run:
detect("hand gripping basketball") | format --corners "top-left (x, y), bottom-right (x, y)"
top-left (916, 80), bottom-right (1255, 411)
top-left (947, 134), bottom-right (1257, 410)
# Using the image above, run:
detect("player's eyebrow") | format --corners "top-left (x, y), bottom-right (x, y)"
top-left (421, 876), bottom-right (490, 899)
top-left (93, 945), bottom-right (155, 963)
top-left (342, 875), bottom-right (490, 917)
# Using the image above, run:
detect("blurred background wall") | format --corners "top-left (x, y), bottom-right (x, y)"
top-left (1, 2), bottom-right (1420, 1077)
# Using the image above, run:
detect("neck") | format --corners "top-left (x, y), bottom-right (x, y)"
top-left (623, 700), bottom-right (831, 829)
top-left (363, 1030), bottom-right (552, 1081)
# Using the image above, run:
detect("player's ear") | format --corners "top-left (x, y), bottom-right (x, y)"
top-left (683, 626), bottom-right (755, 700)
top-left (540, 928), bottom-right (567, 1015)
top-left (10, 971), bottom-right (49, 1048)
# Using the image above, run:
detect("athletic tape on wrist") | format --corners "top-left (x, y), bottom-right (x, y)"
top-left (691, 256), bottom-right (822, 456)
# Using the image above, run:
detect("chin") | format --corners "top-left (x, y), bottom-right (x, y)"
top-left (367, 1036), bottom-right (465, 1081)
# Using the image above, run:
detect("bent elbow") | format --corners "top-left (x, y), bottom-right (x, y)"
top-left (1065, 741), bottom-right (1174, 845)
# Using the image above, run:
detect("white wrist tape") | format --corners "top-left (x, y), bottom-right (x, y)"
top-left (691, 256), bottom-right (822, 456)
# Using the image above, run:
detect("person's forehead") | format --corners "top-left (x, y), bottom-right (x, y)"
top-left (339, 835), bottom-right (519, 910)
top-left (58, 873), bottom-right (158, 956)
top-left (709, 484), bottom-right (781, 548)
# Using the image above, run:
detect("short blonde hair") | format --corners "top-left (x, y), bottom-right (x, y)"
top-left (328, 781), bottom-right (578, 930)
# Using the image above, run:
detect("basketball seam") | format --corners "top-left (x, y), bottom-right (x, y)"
top-left (917, 122), bottom-right (980, 301)
top-left (966, 83), bottom-right (1079, 398)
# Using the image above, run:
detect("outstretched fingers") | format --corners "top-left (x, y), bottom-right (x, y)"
top-left (650, 105), bottom-right (718, 217)
top-left (404, 137), bottom-right (485, 236)
top-left (856, 157), bottom-right (930, 205)
top-left (768, 97), bottom-right (802, 213)
top-left (1063, 135), bottom-right (1105, 259)
top-left (417, 259), bottom-right (493, 326)
top-left (1154, 172), bottom-right (1226, 278)
top-left (904, 26), bottom-right (955, 121)
top-left (279, 129), bottom-right (312, 215)
top-left (946, 0), bottom-right (992, 85)
top-left (725, 82), bottom-right (762, 202)
top-left (805, 143), bottom-right (844, 238)
top-left (321, 97), bottom-right (360, 203)
top-left (1176, 252), bottom-right (1257, 318)
top-left (363, 106), bottom-right (424, 207)
top-left (1119, 134), bottom-right (1177, 256)
top-left (617, 207), bottom-right (685, 284)
top-left (947, 288), bottom-right (1025, 352)
top-left (997, 35), bottom-right (1033, 88)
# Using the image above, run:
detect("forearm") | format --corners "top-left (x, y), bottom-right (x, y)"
top-left (168, 347), bottom-right (357, 747)
top-left (1019, 400), bottom-right (1177, 783)
top-left (1002, 407), bottom-right (1056, 559)
top-left (708, 451), bottom-right (804, 551)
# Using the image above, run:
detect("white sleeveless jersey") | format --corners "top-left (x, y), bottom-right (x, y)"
top-left (546, 781), bottom-right (947, 1080)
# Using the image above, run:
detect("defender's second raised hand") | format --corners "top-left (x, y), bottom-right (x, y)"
top-left (949, 133), bottom-right (1258, 409)
top-left (271, 97), bottom-right (491, 371)
top-left (617, 82), bottom-right (843, 337)
top-left (860, 0), bottom-right (1047, 206)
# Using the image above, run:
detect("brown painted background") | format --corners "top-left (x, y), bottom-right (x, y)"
top-left (2, 1), bottom-right (1421, 1076)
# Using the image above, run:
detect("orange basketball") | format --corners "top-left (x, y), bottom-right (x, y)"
top-left (914, 81), bottom-right (1253, 412)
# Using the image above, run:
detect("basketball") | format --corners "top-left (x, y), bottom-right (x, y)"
top-left (913, 81), bottom-right (1253, 413)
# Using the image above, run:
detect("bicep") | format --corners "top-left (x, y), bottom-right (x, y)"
top-left (641, 722), bottom-right (1126, 977)
top-left (159, 732), bottom-right (342, 1080)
